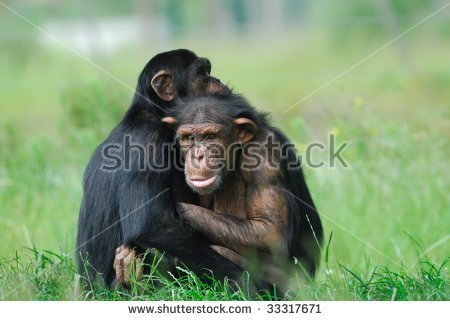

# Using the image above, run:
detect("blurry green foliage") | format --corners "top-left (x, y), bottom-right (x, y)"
top-left (60, 81), bottom-right (128, 139)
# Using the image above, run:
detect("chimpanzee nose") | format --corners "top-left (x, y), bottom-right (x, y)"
top-left (194, 149), bottom-right (204, 161)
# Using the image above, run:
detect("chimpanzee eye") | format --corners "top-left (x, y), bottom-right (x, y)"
top-left (204, 134), bottom-right (217, 140)
top-left (178, 134), bottom-right (194, 146)
top-left (182, 134), bottom-right (194, 141)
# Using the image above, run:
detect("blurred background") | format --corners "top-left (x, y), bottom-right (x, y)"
top-left (0, 0), bottom-right (449, 290)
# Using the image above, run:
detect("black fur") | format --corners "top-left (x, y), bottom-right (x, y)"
top-left (76, 50), bottom-right (242, 289)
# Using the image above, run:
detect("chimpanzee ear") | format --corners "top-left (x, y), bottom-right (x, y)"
top-left (234, 118), bottom-right (257, 144)
top-left (161, 117), bottom-right (177, 128)
top-left (151, 70), bottom-right (176, 101)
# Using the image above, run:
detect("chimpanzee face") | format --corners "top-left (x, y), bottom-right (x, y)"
top-left (176, 122), bottom-right (228, 195)
top-left (162, 106), bottom-right (256, 195)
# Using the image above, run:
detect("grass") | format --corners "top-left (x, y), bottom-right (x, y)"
top-left (0, 24), bottom-right (449, 300)
top-left (0, 247), bottom-right (447, 300)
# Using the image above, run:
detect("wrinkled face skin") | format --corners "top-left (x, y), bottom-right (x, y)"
top-left (163, 103), bottom-right (256, 195)
top-left (185, 58), bottom-right (231, 96)
top-left (176, 123), bottom-right (234, 195)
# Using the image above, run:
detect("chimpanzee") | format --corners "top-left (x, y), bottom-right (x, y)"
top-left (161, 93), bottom-right (324, 290)
top-left (76, 49), bottom-right (245, 290)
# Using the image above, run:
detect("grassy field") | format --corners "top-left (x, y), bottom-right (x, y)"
top-left (0, 25), bottom-right (449, 300)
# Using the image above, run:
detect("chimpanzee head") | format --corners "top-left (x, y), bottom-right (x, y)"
top-left (162, 95), bottom-right (258, 195)
top-left (134, 49), bottom-right (230, 111)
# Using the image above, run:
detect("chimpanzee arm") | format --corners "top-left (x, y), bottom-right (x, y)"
top-left (176, 184), bottom-right (288, 253)
top-left (116, 170), bottom-right (246, 283)
top-left (118, 170), bottom-right (173, 247)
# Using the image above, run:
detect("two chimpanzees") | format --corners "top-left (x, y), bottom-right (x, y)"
top-left (76, 49), bottom-right (242, 289)
top-left (76, 49), bottom-right (323, 294)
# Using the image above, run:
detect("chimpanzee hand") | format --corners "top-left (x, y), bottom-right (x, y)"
top-left (113, 245), bottom-right (143, 286)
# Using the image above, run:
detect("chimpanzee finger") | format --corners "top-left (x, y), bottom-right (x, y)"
top-left (123, 249), bottom-right (136, 285)
top-left (135, 256), bottom-right (143, 282)
top-left (115, 245), bottom-right (125, 255)
top-left (114, 246), bottom-right (133, 284)
top-left (114, 255), bottom-right (125, 284)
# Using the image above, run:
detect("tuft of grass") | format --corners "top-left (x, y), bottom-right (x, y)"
top-left (0, 248), bottom-right (77, 300)
top-left (337, 260), bottom-right (449, 300)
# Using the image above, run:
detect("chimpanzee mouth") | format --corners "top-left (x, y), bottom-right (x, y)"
top-left (187, 175), bottom-right (218, 189)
